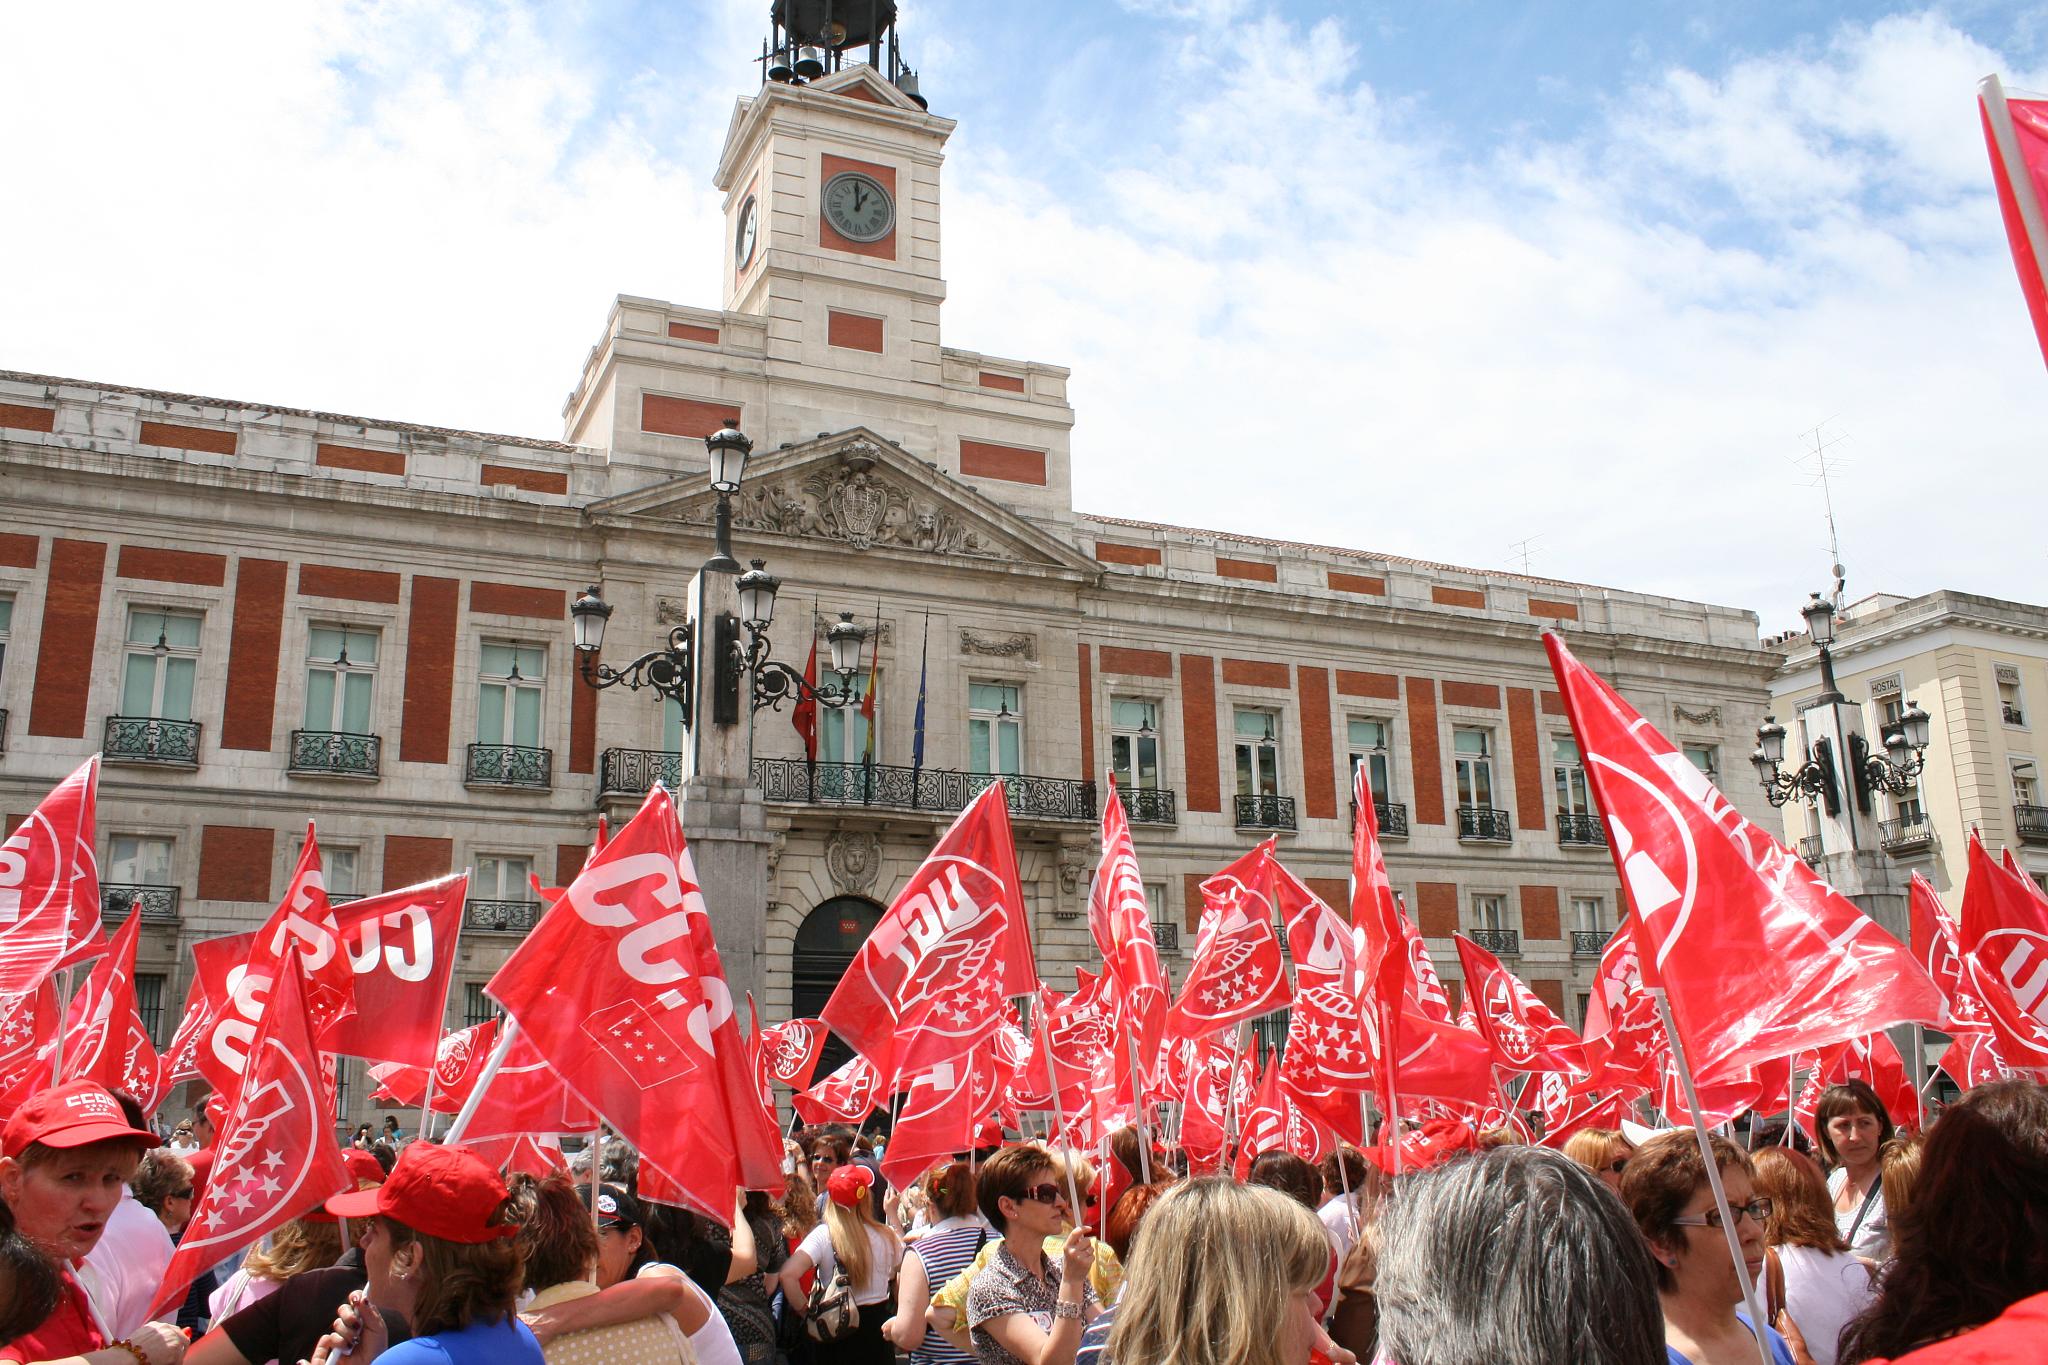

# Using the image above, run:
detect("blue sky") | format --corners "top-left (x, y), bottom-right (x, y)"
top-left (3, 1), bottom-right (2046, 628)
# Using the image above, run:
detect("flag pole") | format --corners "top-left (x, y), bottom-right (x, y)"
top-left (443, 1017), bottom-right (521, 1145)
top-left (1651, 988), bottom-right (1775, 1365)
top-left (1220, 1020), bottom-right (1249, 1169)
top-left (588, 1130), bottom-right (605, 1226)
top-left (1124, 1027), bottom-right (1153, 1184)
top-left (1033, 1000), bottom-right (1085, 1214)
top-left (52, 967), bottom-right (73, 1079)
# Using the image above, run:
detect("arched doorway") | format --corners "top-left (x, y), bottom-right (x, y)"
top-left (792, 894), bottom-right (884, 1084)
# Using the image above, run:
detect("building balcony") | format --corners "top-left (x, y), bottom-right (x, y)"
top-left (600, 747), bottom-right (683, 798)
top-left (288, 730), bottom-right (381, 779)
top-left (1235, 793), bottom-right (1297, 832)
top-left (465, 899), bottom-right (545, 934)
top-left (1350, 799), bottom-right (1410, 839)
top-left (1571, 928), bottom-right (1612, 958)
top-left (465, 743), bottom-right (552, 791)
top-left (2017, 805), bottom-right (2048, 845)
top-left (101, 883), bottom-right (180, 923)
top-left (748, 757), bottom-right (1097, 822)
top-left (1556, 811), bottom-right (1606, 847)
top-left (1878, 817), bottom-right (1936, 857)
top-left (1457, 805), bottom-right (1513, 843)
top-left (1152, 921), bottom-right (1179, 953)
top-left (102, 716), bottom-right (201, 768)
top-left (1121, 785), bottom-right (1179, 826)
top-left (1798, 834), bottom-right (1825, 864)
top-left (1470, 928), bottom-right (1520, 956)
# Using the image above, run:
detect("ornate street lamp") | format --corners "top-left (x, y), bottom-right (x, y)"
top-left (1752, 592), bottom-right (1930, 809)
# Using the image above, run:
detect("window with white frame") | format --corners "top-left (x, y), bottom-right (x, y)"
top-left (325, 845), bottom-right (361, 900)
top-left (1571, 895), bottom-right (1606, 932)
top-left (2014, 758), bottom-right (2040, 808)
top-left (1553, 736), bottom-right (1591, 816)
top-left (969, 683), bottom-right (1023, 776)
top-left (1234, 708), bottom-right (1281, 797)
top-left (1348, 717), bottom-right (1395, 801)
top-left (1454, 728), bottom-right (1495, 808)
top-left (108, 835), bottom-right (175, 887)
top-left (476, 643), bottom-right (545, 749)
top-left (474, 853), bottom-right (534, 904)
top-left (818, 672), bottom-right (875, 763)
top-left (305, 626), bottom-right (379, 734)
top-left (1682, 745), bottom-right (1718, 784)
top-left (1472, 893), bottom-right (1511, 933)
top-left (1110, 698), bottom-right (1162, 790)
top-left (120, 610), bottom-right (202, 720)
top-left (2000, 676), bottom-right (2027, 728)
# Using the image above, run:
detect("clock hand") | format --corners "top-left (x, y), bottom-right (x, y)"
top-left (853, 186), bottom-right (868, 213)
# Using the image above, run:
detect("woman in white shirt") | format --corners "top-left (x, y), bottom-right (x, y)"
top-left (779, 1163), bottom-right (903, 1365)
top-left (1751, 1147), bottom-right (1874, 1365)
top-left (1814, 1080), bottom-right (1893, 1262)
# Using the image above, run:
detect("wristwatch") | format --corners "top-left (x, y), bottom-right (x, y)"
top-left (1053, 1300), bottom-right (1084, 1321)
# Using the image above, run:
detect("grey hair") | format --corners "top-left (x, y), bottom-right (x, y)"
top-left (1376, 1145), bottom-right (1665, 1365)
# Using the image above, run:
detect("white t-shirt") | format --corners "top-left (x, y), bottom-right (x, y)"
top-left (799, 1221), bottom-right (901, 1306)
top-left (637, 1261), bottom-right (740, 1365)
top-left (1776, 1245), bottom-right (1876, 1365)
top-left (1317, 1195), bottom-right (1361, 1261)
top-left (77, 1190), bottom-right (174, 1338)
top-left (1826, 1168), bottom-right (1889, 1261)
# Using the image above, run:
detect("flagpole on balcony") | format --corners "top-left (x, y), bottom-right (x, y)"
top-left (1652, 987), bottom-right (1776, 1365)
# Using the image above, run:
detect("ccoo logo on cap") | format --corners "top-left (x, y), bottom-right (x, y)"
top-left (2, 1081), bottom-right (160, 1159)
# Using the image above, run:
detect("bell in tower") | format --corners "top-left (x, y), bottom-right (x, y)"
top-left (759, 0), bottom-right (924, 108)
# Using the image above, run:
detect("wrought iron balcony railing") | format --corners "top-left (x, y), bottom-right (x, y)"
top-left (465, 899), bottom-right (545, 934)
top-left (103, 716), bottom-right (201, 767)
top-left (288, 730), bottom-right (381, 779)
top-left (465, 744), bottom-right (552, 791)
top-left (1878, 817), bottom-right (1936, 857)
top-left (1152, 922), bottom-right (1179, 953)
top-left (1470, 928), bottom-right (1520, 956)
top-left (1798, 834), bottom-right (1825, 864)
top-left (1556, 811), bottom-right (1606, 847)
top-left (1457, 805), bottom-right (1512, 843)
top-left (1234, 793), bottom-right (1297, 831)
top-left (100, 884), bottom-right (180, 923)
top-left (748, 757), bottom-right (1096, 821)
top-left (600, 748), bottom-right (684, 798)
top-left (2017, 805), bottom-right (2048, 845)
top-left (1351, 799), bottom-right (1410, 838)
top-left (1121, 786), bottom-right (1179, 826)
top-left (1571, 929), bottom-right (1612, 957)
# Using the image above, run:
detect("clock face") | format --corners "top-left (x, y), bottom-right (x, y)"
top-left (735, 195), bottom-right (758, 269)
top-left (822, 171), bottom-right (895, 244)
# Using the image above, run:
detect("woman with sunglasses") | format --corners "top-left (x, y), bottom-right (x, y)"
top-left (1623, 1131), bottom-right (1795, 1365)
top-left (1562, 1127), bottom-right (1635, 1194)
top-left (963, 1144), bottom-right (1097, 1365)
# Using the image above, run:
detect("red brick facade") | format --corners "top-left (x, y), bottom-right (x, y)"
top-left (199, 824), bottom-right (275, 902)
top-left (28, 539), bottom-right (106, 738)
top-left (1179, 654), bottom-right (1220, 814)
top-left (399, 577), bottom-right (459, 764)
top-left (220, 559), bottom-right (287, 751)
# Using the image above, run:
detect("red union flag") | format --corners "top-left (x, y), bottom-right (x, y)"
top-left (1454, 933), bottom-right (1588, 1077)
top-left (1270, 863), bottom-right (1373, 1142)
top-left (756, 1017), bottom-right (827, 1103)
top-left (0, 979), bottom-right (58, 1119)
top-left (1939, 1030), bottom-right (2032, 1091)
top-left (320, 875), bottom-right (467, 1069)
top-left (1544, 633), bottom-right (1944, 1080)
top-left (1024, 972), bottom-right (1117, 1113)
top-left (249, 826), bottom-right (357, 1042)
top-left (1350, 763), bottom-right (1408, 1001)
top-left (1581, 926), bottom-right (1660, 1095)
top-left (881, 1034), bottom-right (1009, 1192)
top-left (1167, 843), bottom-right (1291, 1036)
top-left (793, 1053), bottom-right (885, 1125)
top-left (489, 785), bottom-right (779, 1216)
top-left (148, 962), bottom-right (350, 1320)
top-left (1978, 75), bottom-right (2048, 371)
top-left (370, 1017), bottom-right (598, 1137)
top-left (822, 784), bottom-right (1038, 1081)
top-left (0, 756), bottom-right (106, 994)
top-left (1910, 873), bottom-right (1994, 1035)
top-left (1961, 834), bottom-right (2048, 1066)
top-left (1089, 780), bottom-right (1168, 1082)
top-left (1533, 1072), bottom-right (1629, 1150)
top-left (57, 908), bottom-right (163, 1111)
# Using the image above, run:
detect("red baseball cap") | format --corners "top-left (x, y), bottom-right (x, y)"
top-left (326, 1141), bottom-right (515, 1243)
top-left (306, 1149), bottom-right (391, 1224)
top-left (826, 1162), bottom-right (875, 1208)
top-left (2, 1081), bottom-right (161, 1159)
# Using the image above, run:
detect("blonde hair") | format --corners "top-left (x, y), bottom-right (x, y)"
top-left (1880, 1132), bottom-right (1924, 1220)
top-left (241, 1217), bottom-right (343, 1282)
top-left (1108, 1179), bottom-right (1329, 1365)
top-left (823, 1185), bottom-right (897, 1289)
top-left (1561, 1128), bottom-right (1626, 1173)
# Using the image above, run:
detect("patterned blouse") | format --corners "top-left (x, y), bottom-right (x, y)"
top-left (964, 1242), bottom-right (1098, 1365)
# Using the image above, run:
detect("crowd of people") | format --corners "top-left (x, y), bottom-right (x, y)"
top-left (2, 1074), bottom-right (2044, 1365)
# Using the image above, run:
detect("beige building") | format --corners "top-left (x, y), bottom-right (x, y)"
top-left (0, 60), bottom-right (1782, 1125)
top-left (1768, 589), bottom-right (2048, 901)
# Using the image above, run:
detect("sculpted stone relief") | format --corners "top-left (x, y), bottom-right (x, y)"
top-left (701, 444), bottom-right (1020, 562)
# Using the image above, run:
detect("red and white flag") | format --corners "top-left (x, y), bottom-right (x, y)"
top-left (1166, 843), bottom-right (1290, 1037)
top-left (489, 785), bottom-right (780, 1216)
top-left (1978, 75), bottom-right (2048, 372)
top-left (0, 978), bottom-right (58, 1119)
top-left (1175, 1031), bottom-right (1255, 1174)
top-left (1350, 763), bottom-right (1409, 1002)
top-left (1533, 1072), bottom-right (1630, 1150)
top-left (320, 875), bottom-right (468, 1069)
top-left (1234, 1057), bottom-right (1336, 1177)
top-left (822, 784), bottom-right (1038, 1082)
top-left (755, 1017), bottom-right (828, 1102)
top-left (369, 1016), bottom-right (598, 1138)
top-left (148, 961), bottom-right (350, 1320)
top-left (1939, 1030), bottom-right (2030, 1091)
top-left (1022, 972), bottom-right (1117, 1115)
top-left (1374, 909), bottom-right (1496, 1106)
top-left (249, 825), bottom-right (357, 1042)
top-left (1454, 933), bottom-right (1589, 1077)
top-left (793, 1053), bottom-right (885, 1125)
top-left (882, 1033), bottom-right (1011, 1192)
top-left (56, 908), bottom-right (163, 1111)
top-left (1580, 926), bottom-right (1660, 1096)
top-left (1960, 833), bottom-right (2048, 1067)
top-left (1544, 632), bottom-right (1944, 1080)
top-left (0, 756), bottom-right (106, 994)
top-left (1089, 780), bottom-right (1169, 1086)
top-left (1270, 863), bottom-right (1373, 1144)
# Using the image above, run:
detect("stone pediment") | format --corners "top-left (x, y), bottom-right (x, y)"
top-left (588, 428), bottom-right (1098, 576)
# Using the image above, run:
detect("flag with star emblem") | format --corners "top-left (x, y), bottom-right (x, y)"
top-left (0, 755), bottom-right (106, 995)
top-left (1089, 779), bottom-right (1169, 1084)
top-left (882, 1032), bottom-right (1013, 1192)
top-left (247, 824), bottom-right (358, 1042)
top-left (1021, 971), bottom-right (1117, 1115)
top-left (1270, 862), bottom-right (1373, 1143)
top-left (369, 1016), bottom-right (598, 1138)
top-left (1166, 842), bottom-right (1291, 1038)
top-left (1453, 933), bottom-right (1589, 1077)
top-left (793, 1052), bottom-right (886, 1125)
top-left (1580, 924), bottom-right (1660, 1095)
top-left (1532, 1072), bottom-right (1631, 1150)
top-left (55, 907), bottom-right (163, 1111)
top-left (0, 977), bottom-right (57, 1119)
top-left (319, 874), bottom-right (468, 1069)
top-left (148, 959), bottom-right (350, 1320)
top-left (1959, 835), bottom-right (2048, 1069)
top-left (1234, 1056), bottom-right (1336, 1178)
top-left (489, 784), bottom-right (779, 1220)
top-left (822, 783), bottom-right (1039, 1082)
top-left (755, 1016), bottom-right (827, 1105)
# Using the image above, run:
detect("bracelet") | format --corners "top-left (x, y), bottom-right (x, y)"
top-left (1053, 1300), bottom-right (1083, 1321)
top-left (108, 1343), bottom-right (151, 1365)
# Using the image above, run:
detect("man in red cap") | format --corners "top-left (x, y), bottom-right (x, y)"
top-left (0, 1080), bottom-right (189, 1364)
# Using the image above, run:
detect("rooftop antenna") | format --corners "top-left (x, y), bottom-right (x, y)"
top-left (1793, 419), bottom-right (1850, 610)
top-left (1509, 535), bottom-right (1543, 575)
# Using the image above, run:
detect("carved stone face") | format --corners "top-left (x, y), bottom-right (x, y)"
top-left (914, 510), bottom-right (939, 536)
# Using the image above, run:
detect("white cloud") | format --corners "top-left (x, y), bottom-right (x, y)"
top-left (2, 3), bottom-right (2045, 630)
